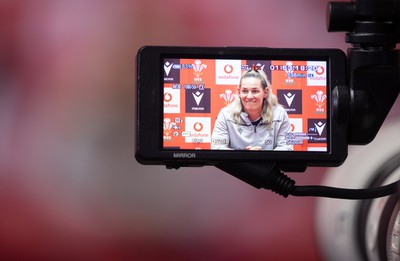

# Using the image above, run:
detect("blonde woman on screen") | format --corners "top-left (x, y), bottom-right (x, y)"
top-left (211, 67), bottom-right (293, 151)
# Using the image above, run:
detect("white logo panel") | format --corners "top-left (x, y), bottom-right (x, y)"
top-left (164, 87), bottom-right (180, 113)
top-left (289, 118), bottom-right (303, 133)
top-left (215, 60), bottom-right (242, 85)
top-left (307, 61), bottom-right (327, 86)
top-left (184, 117), bottom-right (211, 143)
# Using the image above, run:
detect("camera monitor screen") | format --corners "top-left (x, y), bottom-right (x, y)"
top-left (163, 58), bottom-right (328, 152)
top-left (136, 46), bottom-right (347, 170)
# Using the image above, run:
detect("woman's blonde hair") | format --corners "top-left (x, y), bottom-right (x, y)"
top-left (230, 69), bottom-right (279, 126)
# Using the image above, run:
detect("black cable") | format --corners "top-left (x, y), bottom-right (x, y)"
top-left (216, 162), bottom-right (400, 200)
top-left (291, 181), bottom-right (400, 199)
top-left (294, 152), bottom-right (400, 200)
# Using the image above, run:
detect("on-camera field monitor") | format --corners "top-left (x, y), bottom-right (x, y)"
top-left (136, 46), bottom-right (348, 171)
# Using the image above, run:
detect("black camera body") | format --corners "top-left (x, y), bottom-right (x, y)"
top-left (136, 46), bottom-right (348, 171)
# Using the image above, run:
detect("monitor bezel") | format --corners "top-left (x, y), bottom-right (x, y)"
top-left (136, 46), bottom-right (348, 171)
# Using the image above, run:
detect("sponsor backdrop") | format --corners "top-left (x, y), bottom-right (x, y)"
top-left (163, 58), bottom-right (328, 151)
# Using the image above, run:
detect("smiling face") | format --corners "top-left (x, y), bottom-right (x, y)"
top-left (239, 77), bottom-right (268, 120)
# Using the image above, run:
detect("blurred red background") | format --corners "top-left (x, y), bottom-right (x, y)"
top-left (0, 0), bottom-right (357, 260)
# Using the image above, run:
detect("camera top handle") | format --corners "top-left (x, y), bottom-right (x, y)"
top-left (328, 0), bottom-right (400, 144)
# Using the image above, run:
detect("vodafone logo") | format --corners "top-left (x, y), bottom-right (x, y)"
top-left (164, 88), bottom-right (180, 113)
top-left (224, 64), bottom-right (234, 74)
top-left (307, 62), bottom-right (327, 86)
top-left (164, 93), bottom-right (172, 102)
top-left (185, 117), bottom-right (211, 143)
top-left (216, 60), bottom-right (241, 85)
top-left (193, 122), bottom-right (203, 132)
top-left (288, 118), bottom-right (302, 133)
top-left (316, 66), bottom-right (325, 75)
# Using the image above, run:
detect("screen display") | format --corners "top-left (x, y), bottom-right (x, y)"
top-left (162, 58), bottom-right (329, 152)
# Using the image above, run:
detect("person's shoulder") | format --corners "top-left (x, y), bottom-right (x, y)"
top-left (273, 105), bottom-right (289, 119)
top-left (273, 105), bottom-right (286, 113)
top-left (219, 105), bottom-right (233, 115)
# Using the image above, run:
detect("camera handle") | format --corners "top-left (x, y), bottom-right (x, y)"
top-left (329, 0), bottom-right (400, 144)
top-left (217, 0), bottom-right (400, 199)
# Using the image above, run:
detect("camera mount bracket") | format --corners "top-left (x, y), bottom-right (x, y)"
top-left (329, 0), bottom-right (400, 144)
